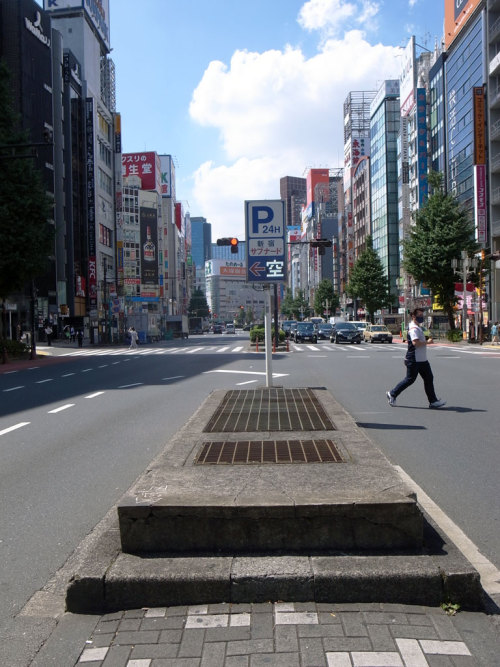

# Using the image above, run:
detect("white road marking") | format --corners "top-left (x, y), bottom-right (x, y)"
top-left (0, 422), bottom-right (30, 436)
top-left (232, 346), bottom-right (244, 352)
top-left (85, 391), bottom-right (105, 398)
top-left (236, 380), bottom-right (258, 385)
top-left (3, 386), bottom-right (24, 392)
top-left (185, 347), bottom-right (204, 354)
top-left (61, 373), bottom-right (76, 377)
top-left (36, 378), bottom-right (53, 384)
top-left (118, 382), bottom-right (143, 388)
top-left (396, 465), bottom-right (500, 596)
top-left (308, 355), bottom-right (327, 357)
top-left (48, 404), bottom-right (75, 414)
top-left (161, 376), bottom-right (185, 381)
top-left (82, 368), bottom-right (93, 372)
top-left (98, 364), bottom-right (108, 368)
top-left (204, 370), bottom-right (288, 378)
top-left (215, 346), bottom-right (230, 352)
top-left (3, 370), bottom-right (18, 374)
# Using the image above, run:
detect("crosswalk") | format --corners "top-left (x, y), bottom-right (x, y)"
top-left (57, 342), bottom-right (500, 358)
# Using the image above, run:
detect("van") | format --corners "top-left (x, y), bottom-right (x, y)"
top-left (225, 323), bottom-right (235, 334)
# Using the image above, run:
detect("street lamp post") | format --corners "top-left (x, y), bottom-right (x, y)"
top-left (452, 251), bottom-right (478, 341)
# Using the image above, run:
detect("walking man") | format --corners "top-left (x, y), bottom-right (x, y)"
top-left (491, 321), bottom-right (499, 345)
top-left (128, 327), bottom-right (138, 350)
top-left (387, 308), bottom-right (446, 409)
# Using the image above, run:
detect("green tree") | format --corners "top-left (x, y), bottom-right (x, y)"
top-left (0, 60), bottom-right (54, 307)
top-left (280, 288), bottom-right (295, 318)
top-left (403, 171), bottom-right (478, 328)
top-left (313, 279), bottom-right (339, 318)
top-left (292, 289), bottom-right (311, 321)
top-left (347, 235), bottom-right (390, 322)
top-left (187, 288), bottom-right (210, 318)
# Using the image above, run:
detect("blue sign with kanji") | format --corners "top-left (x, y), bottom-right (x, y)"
top-left (245, 200), bottom-right (286, 283)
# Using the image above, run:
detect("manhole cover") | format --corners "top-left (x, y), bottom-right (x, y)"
top-left (194, 439), bottom-right (345, 465)
top-left (203, 388), bottom-right (335, 432)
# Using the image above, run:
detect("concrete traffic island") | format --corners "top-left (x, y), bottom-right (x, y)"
top-left (65, 388), bottom-right (483, 613)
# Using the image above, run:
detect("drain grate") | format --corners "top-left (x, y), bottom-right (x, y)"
top-left (203, 388), bottom-right (335, 432)
top-left (194, 439), bottom-right (345, 465)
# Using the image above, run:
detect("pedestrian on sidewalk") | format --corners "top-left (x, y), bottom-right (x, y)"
top-left (76, 330), bottom-right (83, 347)
top-left (44, 324), bottom-right (53, 346)
top-left (491, 321), bottom-right (499, 345)
top-left (128, 326), bottom-right (138, 349)
top-left (387, 307), bottom-right (446, 409)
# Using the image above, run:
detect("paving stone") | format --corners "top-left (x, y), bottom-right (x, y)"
top-left (366, 624), bottom-right (396, 652)
top-left (129, 643), bottom-right (178, 659)
top-left (157, 628), bottom-right (183, 644)
top-left (362, 612), bottom-right (408, 625)
top-left (297, 624), bottom-right (344, 638)
top-left (426, 656), bottom-right (454, 666)
top-left (113, 630), bottom-right (160, 645)
top-left (389, 625), bottom-right (439, 640)
top-left (78, 646), bottom-right (109, 662)
top-left (122, 609), bottom-right (145, 619)
top-left (165, 606), bottom-right (189, 616)
top-left (200, 641), bottom-right (226, 667)
top-left (100, 645), bottom-right (131, 667)
top-left (298, 636), bottom-right (327, 667)
top-left (204, 626), bottom-right (251, 642)
top-left (318, 611), bottom-right (342, 625)
top-left (178, 628), bottom-right (206, 657)
top-left (225, 638), bottom-right (274, 656)
top-left (250, 603), bottom-right (274, 613)
top-left (140, 617), bottom-right (175, 631)
top-left (274, 624), bottom-right (299, 652)
top-left (101, 612), bottom-right (124, 622)
top-left (207, 603), bottom-right (231, 613)
top-left (408, 613), bottom-right (434, 626)
top-left (419, 640), bottom-right (471, 656)
top-left (323, 637), bottom-right (373, 652)
top-left (350, 650), bottom-right (403, 666)
top-left (341, 612), bottom-right (369, 637)
top-left (87, 634), bottom-right (114, 648)
top-left (161, 615), bottom-right (186, 629)
top-left (275, 611), bottom-right (319, 625)
top-left (229, 603), bottom-right (252, 614)
top-left (146, 659), bottom-right (199, 666)
top-left (225, 656), bottom-right (249, 667)
top-left (185, 614), bottom-right (228, 629)
top-left (94, 620), bottom-right (120, 634)
top-left (249, 612), bottom-right (274, 639)
top-left (429, 614), bottom-right (463, 641)
top-left (144, 607), bottom-right (167, 618)
top-left (251, 653), bottom-right (301, 667)
top-left (114, 617), bottom-right (141, 631)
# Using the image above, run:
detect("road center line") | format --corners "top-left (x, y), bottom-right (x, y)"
top-left (81, 368), bottom-right (93, 373)
top-left (36, 378), bottom-right (53, 384)
top-left (3, 386), bottom-right (24, 392)
top-left (161, 376), bottom-right (185, 381)
top-left (118, 382), bottom-right (143, 388)
top-left (61, 373), bottom-right (76, 377)
top-left (48, 404), bottom-right (75, 414)
top-left (0, 422), bottom-right (30, 436)
top-left (86, 391), bottom-right (105, 398)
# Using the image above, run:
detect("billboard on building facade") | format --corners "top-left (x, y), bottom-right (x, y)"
top-left (140, 206), bottom-right (158, 295)
top-left (444, 0), bottom-right (481, 49)
top-left (122, 152), bottom-right (161, 194)
top-left (205, 259), bottom-right (246, 278)
top-left (473, 87), bottom-right (486, 165)
top-left (43, 0), bottom-right (110, 49)
top-left (306, 169), bottom-right (329, 207)
top-left (159, 154), bottom-right (175, 198)
top-left (400, 36), bottom-right (416, 117)
top-left (416, 89), bottom-right (428, 206)
top-left (85, 97), bottom-right (97, 312)
top-left (474, 165), bottom-right (487, 244)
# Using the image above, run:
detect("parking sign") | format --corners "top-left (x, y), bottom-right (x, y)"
top-left (245, 200), bottom-right (286, 283)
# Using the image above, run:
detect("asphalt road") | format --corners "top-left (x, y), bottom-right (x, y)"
top-left (0, 332), bottom-right (499, 632)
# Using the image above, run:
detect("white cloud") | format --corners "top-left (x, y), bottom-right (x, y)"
top-left (188, 16), bottom-right (402, 236)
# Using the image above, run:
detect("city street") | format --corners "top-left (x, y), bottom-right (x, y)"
top-left (0, 331), bottom-right (499, 664)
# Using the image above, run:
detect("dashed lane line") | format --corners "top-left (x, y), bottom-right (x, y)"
top-left (118, 382), bottom-right (143, 388)
top-left (48, 404), bottom-right (75, 414)
top-left (85, 391), bottom-right (105, 399)
top-left (3, 386), bottom-right (24, 392)
top-left (0, 422), bottom-right (30, 436)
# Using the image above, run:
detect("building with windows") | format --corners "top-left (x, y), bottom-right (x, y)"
top-left (370, 80), bottom-right (400, 304)
top-left (204, 258), bottom-right (264, 324)
top-left (280, 176), bottom-right (306, 229)
top-left (190, 217), bottom-right (212, 293)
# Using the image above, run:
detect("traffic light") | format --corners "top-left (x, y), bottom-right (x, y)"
top-left (310, 238), bottom-right (332, 255)
top-left (216, 237), bottom-right (239, 253)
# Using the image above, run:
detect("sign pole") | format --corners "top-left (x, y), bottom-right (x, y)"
top-left (264, 287), bottom-right (273, 387)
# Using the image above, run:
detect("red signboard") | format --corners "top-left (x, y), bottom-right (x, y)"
top-left (122, 152), bottom-right (161, 193)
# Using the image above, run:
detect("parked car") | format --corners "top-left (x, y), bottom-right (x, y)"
top-left (289, 321), bottom-right (298, 339)
top-left (330, 321), bottom-right (362, 344)
top-left (213, 324), bottom-right (223, 334)
top-left (363, 324), bottom-right (393, 343)
top-left (293, 322), bottom-right (317, 344)
top-left (281, 320), bottom-right (297, 338)
top-left (351, 321), bottom-right (368, 336)
top-left (317, 323), bottom-right (333, 340)
top-left (402, 326), bottom-right (432, 342)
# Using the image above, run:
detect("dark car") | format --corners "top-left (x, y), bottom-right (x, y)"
top-left (317, 323), bottom-right (333, 340)
top-left (213, 324), bottom-right (223, 334)
top-left (281, 320), bottom-right (297, 338)
top-left (330, 321), bottom-right (363, 344)
top-left (293, 322), bottom-right (318, 344)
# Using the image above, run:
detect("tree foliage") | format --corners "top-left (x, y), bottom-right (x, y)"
top-left (313, 279), bottom-right (339, 317)
top-left (187, 288), bottom-right (210, 318)
top-left (402, 171), bottom-right (478, 328)
top-left (0, 60), bottom-right (54, 300)
top-left (346, 235), bottom-right (390, 322)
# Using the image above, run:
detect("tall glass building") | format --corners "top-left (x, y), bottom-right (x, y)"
top-left (190, 217), bottom-right (212, 293)
top-left (370, 80), bottom-right (400, 304)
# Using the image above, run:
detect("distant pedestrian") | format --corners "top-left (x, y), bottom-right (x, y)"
top-left (76, 330), bottom-right (83, 347)
top-left (128, 327), bottom-right (138, 350)
top-left (70, 326), bottom-right (76, 343)
top-left (44, 324), bottom-right (53, 346)
top-left (491, 321), bottom-right (499, 345)
top-left (386, 308), bottom-right (446, 409)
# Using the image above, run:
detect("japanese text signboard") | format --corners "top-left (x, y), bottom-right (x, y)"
top-left (245, 200), bottom-right (286, 283)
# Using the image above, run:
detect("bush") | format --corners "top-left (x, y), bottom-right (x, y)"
top-left (249, 327), bottom-right (285, 343)
top-left (0, 338), bottom-right (30, 360)
top-left (446, 329), bottom-right (463, 342)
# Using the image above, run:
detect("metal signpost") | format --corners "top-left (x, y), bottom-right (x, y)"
top-left (245, 200), bottom-right (286, 387)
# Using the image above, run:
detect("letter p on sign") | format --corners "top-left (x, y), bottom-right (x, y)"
top-left (252, 206), bottom-right (274, 233)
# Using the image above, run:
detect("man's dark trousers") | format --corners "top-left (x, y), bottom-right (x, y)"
top-left (392, 360), bottom-right (438, 404)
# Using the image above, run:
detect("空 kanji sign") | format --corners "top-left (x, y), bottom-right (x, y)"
top-left (245, 200), bottom-right (286, 283)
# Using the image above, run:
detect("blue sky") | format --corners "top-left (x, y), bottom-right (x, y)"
top-left (48, 0), bottom-right (446, 238)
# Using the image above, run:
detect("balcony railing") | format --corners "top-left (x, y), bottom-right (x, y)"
top-left (490, 14), bottom-right (500, 42)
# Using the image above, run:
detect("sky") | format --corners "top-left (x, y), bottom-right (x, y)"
top-left (52, 0), bottom-right (446, 239)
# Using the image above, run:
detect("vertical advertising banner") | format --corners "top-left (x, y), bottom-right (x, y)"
top-left (416, 89), bottom-right (428, 207)
top-left (474, 165), bottom-right (487, 244)
top-left (140, 207), bottom-right (158, 295)
top-left (473, 87), bottom-right (486, 165)
top-left (85, 98), bottom-right (97, 311)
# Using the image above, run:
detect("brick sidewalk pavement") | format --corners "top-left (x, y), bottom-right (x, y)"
top-left (73, 601), bottom-right (499, 666)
